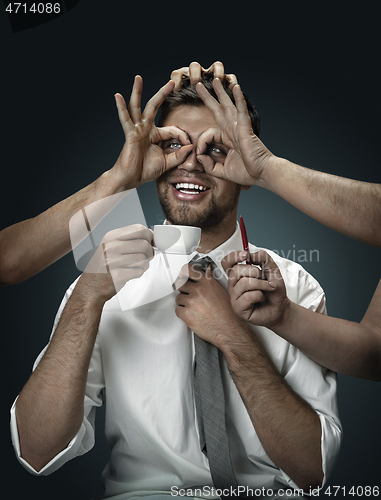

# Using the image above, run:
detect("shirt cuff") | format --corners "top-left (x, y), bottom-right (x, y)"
top-left (277, 411), bottom-right (342, 494)
top-left (10, 397), bottom-right (89, 476)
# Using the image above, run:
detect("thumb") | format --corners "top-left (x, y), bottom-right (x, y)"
top-left (196, 154), bottom-right (215, 173)
top-left (197, 155), bottom-right (226, 179)
top-left (165, 144), bottom-right (193, 170)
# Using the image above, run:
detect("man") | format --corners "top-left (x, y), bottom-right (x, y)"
top-left (11, 73), bottom-right (341, 499)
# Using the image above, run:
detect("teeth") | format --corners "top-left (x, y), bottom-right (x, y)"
top-left (175, 183), bottom-right (207, 192)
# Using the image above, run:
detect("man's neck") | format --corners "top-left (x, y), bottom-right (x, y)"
top-left (197, 219), bottom-right (237, 254)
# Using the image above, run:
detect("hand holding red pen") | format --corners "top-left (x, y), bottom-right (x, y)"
top-left (221, 249), bottom-right (290, 328)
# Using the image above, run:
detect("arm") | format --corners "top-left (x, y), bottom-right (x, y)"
top-left (259, 159), bottom-right (381, 247)
top-left (195, 77), bottom-right (381, 247)
top-left (15, 283), bottom-right (104, 472)
top-left (275, 288), bottom-right (381, 381)
top-left (222, 251), bottom-right (381, 381)
top-left (0, 77), bottom-right (192, 286)
top-left (219, 324), bottom-right (323, 491)
top-left (15, 224), bottom-right (153, 471)
top-left (175, 264), bottom-right (323, 490)
top-left (0, 170), bottom-right (121, 286)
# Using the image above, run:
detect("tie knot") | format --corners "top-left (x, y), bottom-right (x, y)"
top-left (190, 255), bottom-right (215, 272)
top-left (190, 255), bottom-right (226, 285)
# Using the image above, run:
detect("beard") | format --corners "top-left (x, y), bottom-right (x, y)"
top-left (156, 176), bottom-right (241, 233)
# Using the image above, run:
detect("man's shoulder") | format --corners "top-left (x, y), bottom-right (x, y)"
top-left (249, 243), bottom-right (325, 309)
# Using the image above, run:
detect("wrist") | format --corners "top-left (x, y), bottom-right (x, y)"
top-left (272, 299), bottom-right (297, 335)
top-left (217, 320), bottom-right (256, 363)
top-left (257, 155), bottom-right (288, 192)
top-left (100, 162), bottom-right (136, 195)
top-left (74, 274), bottom-right (109, 311)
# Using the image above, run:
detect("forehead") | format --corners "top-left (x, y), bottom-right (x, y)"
top-left (162, 105), bottom-right (219, 138)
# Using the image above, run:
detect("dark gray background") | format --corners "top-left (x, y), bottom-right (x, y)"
top-left (1, 1), bottom-right (380, 499)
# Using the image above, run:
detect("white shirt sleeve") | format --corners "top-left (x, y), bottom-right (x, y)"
top-left (9, 279), bottom-right (105, 476)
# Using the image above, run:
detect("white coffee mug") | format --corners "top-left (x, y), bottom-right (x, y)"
top-left (153, 225), bottom-right (201, 255)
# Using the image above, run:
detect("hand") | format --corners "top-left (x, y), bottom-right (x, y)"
top-left (170, 61), bottom-right (238, 90)
top-left (112, 76), bottom-right (193, 189)
top-left (221, 250), bottom-right (290, 328)
top-left (175, 263), bottom-right (244, 347)
top-left (78, 224), bottom-right (154, 304)
top-left (195, 78), bottom-right (275, 186)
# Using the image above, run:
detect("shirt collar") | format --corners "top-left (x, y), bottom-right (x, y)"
top-left (198, 221), bottom-right (247, 266)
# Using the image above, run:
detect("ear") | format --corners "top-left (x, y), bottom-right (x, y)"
top-left (240, 185), bottom-right (251, 191)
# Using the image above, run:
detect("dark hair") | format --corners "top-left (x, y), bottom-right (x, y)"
top-left (158, 72), bottom-right (260, 137)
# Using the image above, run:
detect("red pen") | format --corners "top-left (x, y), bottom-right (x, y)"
top-left (239, 216), bottom-right (252, 265)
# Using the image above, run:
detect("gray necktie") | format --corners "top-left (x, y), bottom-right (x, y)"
top-left (190, 255), bottom-right (239, 491)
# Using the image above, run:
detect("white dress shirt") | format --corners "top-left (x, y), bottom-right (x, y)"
top-left (10, 224), bottom-right (342, 499)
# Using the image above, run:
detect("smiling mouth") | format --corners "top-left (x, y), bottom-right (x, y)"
top-left (173, 182), bottom-right (210, 195)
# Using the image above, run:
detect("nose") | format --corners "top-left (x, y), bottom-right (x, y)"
top-left (178, 145), bottom-right (204, 173)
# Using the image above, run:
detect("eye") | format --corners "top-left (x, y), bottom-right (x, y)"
top-left (164, 141), bottom-right (183, 151)
top-left (207, 145), bottom-right (226, 156)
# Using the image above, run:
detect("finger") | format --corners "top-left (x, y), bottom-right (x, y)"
top-left (230, 264), bottom-right (262, 282)
top-left (226, 262), bottom-right (261, 291)
top-left (197, 155), bottom-right (228, 180)
top-left (235, 289), bottom-right (265, 310)
top-left (179, 262), bottom-right (205, 282)
top-left (204, 61), bottom-right (225, 80)
top-left (250, 251), bottom-right (281, 282)
top-left (203, 62), bottom-right (237, 88)
top-left (104, 240), bottom-right (154, 267)
top-left (189, 61), bottom-right (203, 85)
top-left (108, 252), bottom-right (151, 271)
top-left (102, 224), bottom-right (152, 245)
top-left (142, 80), bottom-right (175, 123)
top-left (114, 93), bottom-right (134, 136)
top-left (105, 236), bottom-right (153, 256)
top-left (196, 154), bottom-right (216, 175)
top-left (196, 127), bottom-right (222, 155)
top-left (175, 292), bottom-right (189, 307)
top-left (165, 144), bottom-right (194, 171)
top-left (175, 275), bottom-right (189, 290)
top-left (128, 75), bottom-right (143, 123)
top-left (221, 251), bottom-right (250, 274)
top-left (195, 82), bottom-right (223, 121)
top-left (233, 276), bottom-right (275, 299)
top-left (233, 84), bottom-right (253, 130)
top-left (158, 125), bottom-right (191, 146)
top-left (226, 73), bottom-right (238, 88)
top-left (213, 78), bottom-right (237, 115)
top-left (171, 67), bottom-right (189, 89)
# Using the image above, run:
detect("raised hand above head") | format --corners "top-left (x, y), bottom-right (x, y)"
top-left (170, 61), bottom-right (237, 90)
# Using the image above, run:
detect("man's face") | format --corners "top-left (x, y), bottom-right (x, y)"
top-left (156, 105), bottom-right (241, 232)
